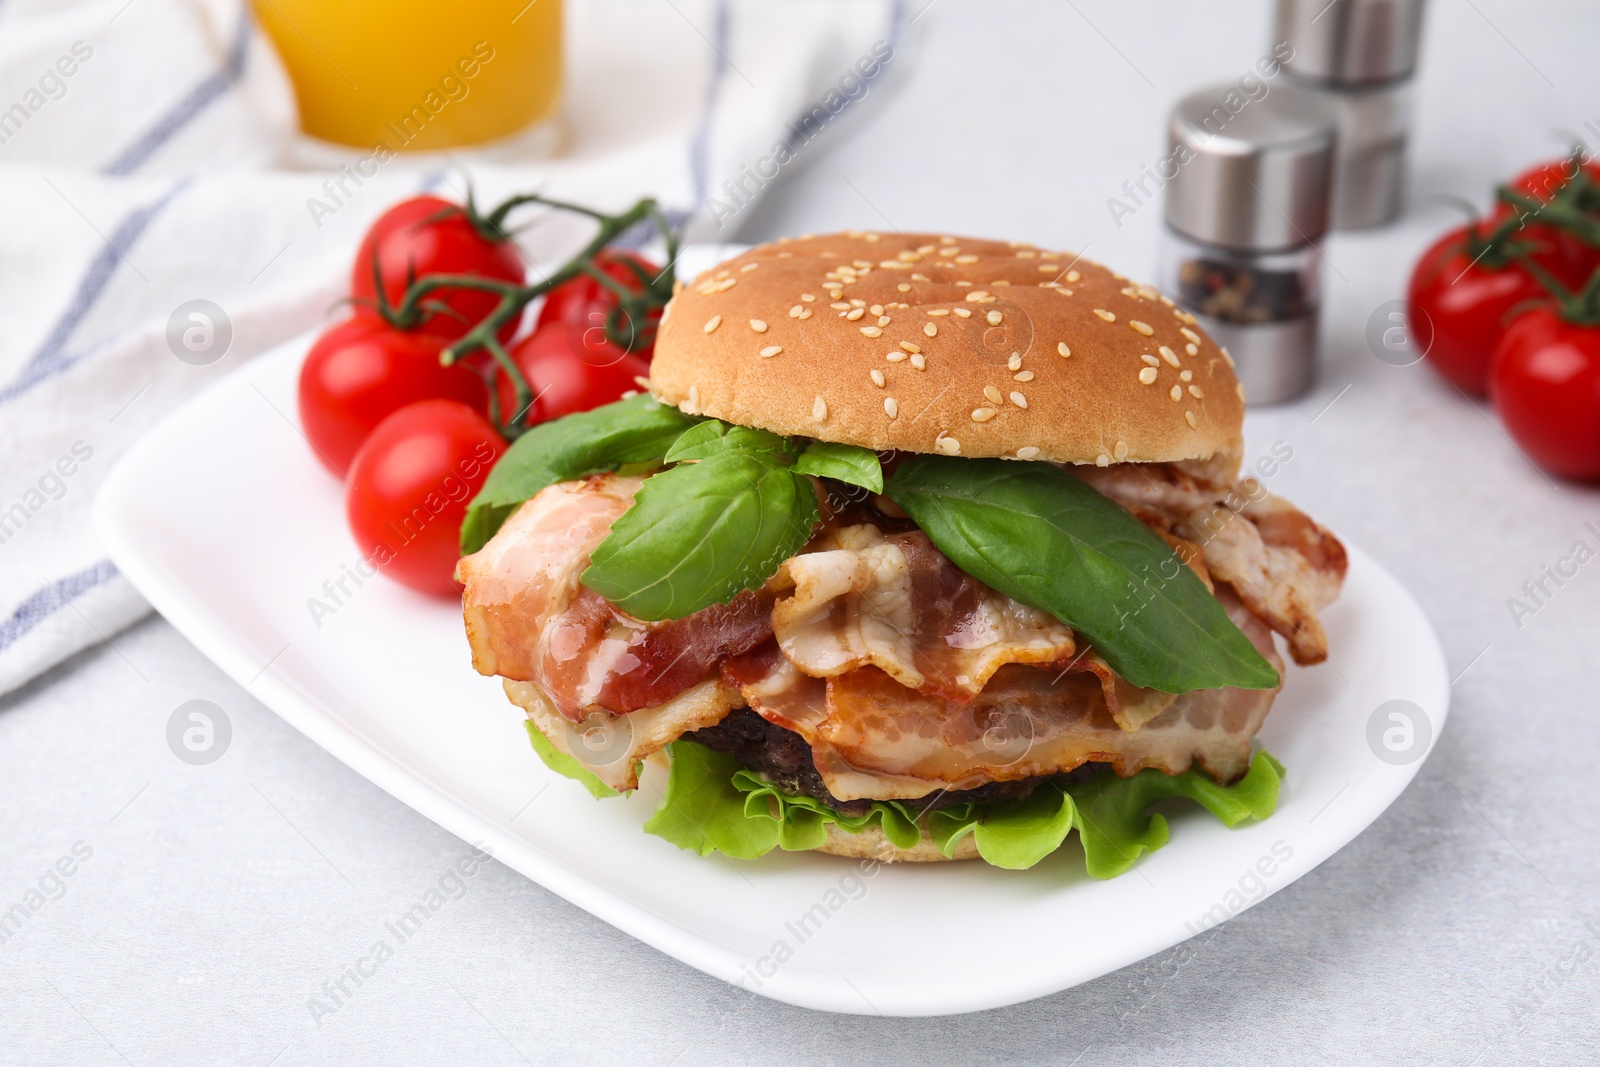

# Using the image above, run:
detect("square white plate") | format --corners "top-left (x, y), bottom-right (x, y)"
top-left (95, 332), bottom-right (1449, 1016)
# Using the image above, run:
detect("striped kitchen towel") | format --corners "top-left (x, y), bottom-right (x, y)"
top-left (0, 0), bottom-right (907, 697)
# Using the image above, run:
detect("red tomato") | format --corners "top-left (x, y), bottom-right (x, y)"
top-left (1493, 157), bottom-right (1600, 291)
top-left (351, 195), bottom-right (525, 345)
top-left (297, 317), bottom-right (489, 477)
top-left (1407, 224), bottom-right (1548, 396)
top-left (345, 400), bottom-right (506, 596)
top-left (1489, 307), bottom-right (1600, 481)
top-left (536, 250), bottom-right (662, 359)
top-left (494, 321), bottom-right (650, 426)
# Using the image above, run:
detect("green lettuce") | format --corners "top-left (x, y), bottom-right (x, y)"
top-left (635, 739), bottom-right (1284, 877)
top-left (522, 720), bottom-right (621, 800)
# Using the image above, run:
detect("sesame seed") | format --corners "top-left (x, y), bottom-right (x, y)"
top-left (741, 262), bottom-right (759, 272)
top-left (878, 316), bottom-right (891, 327)
top-left (715, 270), bottom-right (730, 279)
top-left (1185, 410), bottom-right (1198, 429)
top-left (813, 396), bottom-right (828, 420)
top-left (1139, 367), bottom-right (1159, 384)
top-left (1010, 391), bottom-right (1028, 408)
top-left (1037, 264), bottom-right (1055, 273)
top-left (966, 290), bottom-right (990, 302)
top-left (1159, 294), bottom-right (1174, 306)
top-left (716, 278), bottom-right (737, 291)
top-left (760, 345), bottom-right (783, 357)
top-left (1158, 346), bottom-right (1178, 365)
top-left (971, 407), bottom-right (997, 422)
top-left (986, 310), bottom-right (1003, 326)
top-left (689, 385), bottom-right (700, 407)
top-left (1189, 385), bottom-right (1205, 398)
top-left (884, 397), bottom-right (899, 418)
top-left (1221, 347), bottom-right (1235, 367)
top-left (1066, 270), bottom-right (1081, 283)
top-left (1057, 342), bottom-right (1071, 358)
top-left (789, 306), bottom-right (803, 318)
top-left (1180, 327), bottom-right (1202, 346)
top-left (940, 235), bottom-right (956, 244)
top-left (912, 273), bottom-right (931, 281)
top-left (1180, 369), bottom-right (1193, 382)
top-left (801, 293), bottom-right (816, 302)
top-left (1114, 440), bottom-right (1129, 461)
top-left (1174, 309), bottom-right (1197, 325)
top-left (870, 305), bottom-right (884, 316)
top-left (927, 309), bottom-right (950, 317)
top-left (1014, 370), bottom-right (1034, 382)
top-left (984, 385), bottom-right (1003, 404)
top-left (924, 322), bottom-right (938, 337)
top-left (953, 308), bottom-right (972, 318)
top-left (1186, 343), bottom-right (1199, 357)
top-left (1007, 354), bottom-right (1022, 371)
top-left (829, 290), bottom-right (843, 299)
top-left (900, 341), bottom-right (921, 353)
top-left (910, 353), bottom-right (926, 370)
top-left (846, 307), bottom-right (865, 321)
top-left (898, 283), bottom-right (912, 292)
top-left (1141, 354), bottom-right (1161, 367)
top-left (1236, 382), bottom-right (1247, 401)
top-left (861, 326), bottom-right (883, 338)
top-left (1130, 320), bottom-right (1154, 336)
top-left (1094, 309), bottom-right (1116, 322)
top-left (1096, 453), bottom-right (1110, 467)
top-left (832, 302), bottom-right (851, 310)
top-left (704, 315), bottom-right (722, 333)
top-left (750, 319), bottom-right (768, 333)
top-left (899, 250), bottom-right (923, 262)
top-left (1170, 385), bottom-right (1182, 402)
top-left (1055, 288), bottom-right (1074, 297)
top-left (936, 434), bottom-right (961, 455)
top-left (870, 369), bottom-right (886, 387)
top-left (955, 254), bottom-right (978, 264)
top-left (1121, 286), bottom-right (1141, 299)
top-left (1017, 250), bottom-right (1037, 259)
top-left (886, 351), bottom-right (907, 362)
top-left (1016, 446), bottom-right (1040, 460)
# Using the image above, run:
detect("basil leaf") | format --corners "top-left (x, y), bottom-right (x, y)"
top-left (663, 419), bottom-right (790, 463)
top-left (581, 449), bottom-right (819, 620)
top-left (792, 440), bottom-right (883, 494)
top-left (884, 456), bottom-right (1279, 694)
top-left (459, 395), bottom-right (694, 554)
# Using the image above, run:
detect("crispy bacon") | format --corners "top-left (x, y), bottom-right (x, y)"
top-left (728, 589), bottom-right (1283, 801)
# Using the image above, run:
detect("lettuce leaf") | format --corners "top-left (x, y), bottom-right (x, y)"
top-left (640, 741), bottom-right (1284, 877)
top-left (522, 720), bottom-right (622, 800)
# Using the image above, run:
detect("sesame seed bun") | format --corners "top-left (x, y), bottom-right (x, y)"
top-left (648, 232), bottom-right (1245, 473)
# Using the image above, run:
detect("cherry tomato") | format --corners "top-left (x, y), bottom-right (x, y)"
top-left (351, 195), bottom-right (525, 345)
top-left (1489, 306), bottom-right (1600, 481)
top-left (1407, 224), bottom-right (1548, 396)
top-left (297, 317), bottom-right (489, 477)
top-left (494, 321), bottom-right (650, 426)
top-left (536, 250), bottom-right (662, 359)
top-left (345, 400), bottom-right (506, 596)
top-left (1493, 157), bottom-right (1600, 291)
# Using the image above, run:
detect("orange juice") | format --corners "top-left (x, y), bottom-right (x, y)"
top-left (252, 0), bottom-right (562, 151)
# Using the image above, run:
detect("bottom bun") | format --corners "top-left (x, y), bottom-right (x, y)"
top-left (813, 821), bottom-right (979, 863)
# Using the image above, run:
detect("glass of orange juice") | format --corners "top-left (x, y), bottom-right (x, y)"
top-left (251, 0), bottom-right (562, 153)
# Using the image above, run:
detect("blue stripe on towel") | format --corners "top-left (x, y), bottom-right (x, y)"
top-left (0, 560), bottom-right (121, 655)
top-left (101, 12), bottom-right (253, 177)
top-left (0, 181), bottom-right (188, 409)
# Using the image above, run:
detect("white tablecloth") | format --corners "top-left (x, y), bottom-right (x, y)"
top-left (3, 1), bottom-right (1598, 1063)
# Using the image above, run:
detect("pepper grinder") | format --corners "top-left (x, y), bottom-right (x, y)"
top-left (1162, 87), bottom-right (1335, 405)
top-left (1274, 0), bottom-right (1427, 229)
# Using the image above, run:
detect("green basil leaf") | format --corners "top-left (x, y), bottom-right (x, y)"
top-left (791, 440), bottom-right (884, 494)
top-left (459, 395), bottom-right (694, 554)
top-left (884, 456), bottom-right (1279, 694)
top-left (663, 419), bottom-right (791, 463)
top-left (581, 449), bottom-right (819, 621)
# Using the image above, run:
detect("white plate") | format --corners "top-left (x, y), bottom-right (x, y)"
top-left (95, 332), bottom-right (1449, 1017)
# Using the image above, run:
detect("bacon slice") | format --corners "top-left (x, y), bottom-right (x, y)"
top-left (460, 475), bottom-right (773, 719)
top-left (728, 589), bottom-right (1283, 801)
top-left (1074, 463), bottom-right (1346, 665)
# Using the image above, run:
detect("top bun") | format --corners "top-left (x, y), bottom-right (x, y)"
top-left (648, 232), bottom-right (1244, 472)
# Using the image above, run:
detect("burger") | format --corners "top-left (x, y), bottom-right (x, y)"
top-left (456, 231), bottom-right (1346, 876)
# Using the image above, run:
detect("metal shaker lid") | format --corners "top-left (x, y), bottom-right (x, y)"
top-left (1164, 85), bottom-right (1335, 251)
top-left (1274, 0), bottom-right (1427, 85)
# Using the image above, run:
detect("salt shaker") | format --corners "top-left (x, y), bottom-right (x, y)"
top-left (1273, 0), bottom-right (1427, 229)
top-left (1162, 86), bottom-right (1335, 405)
